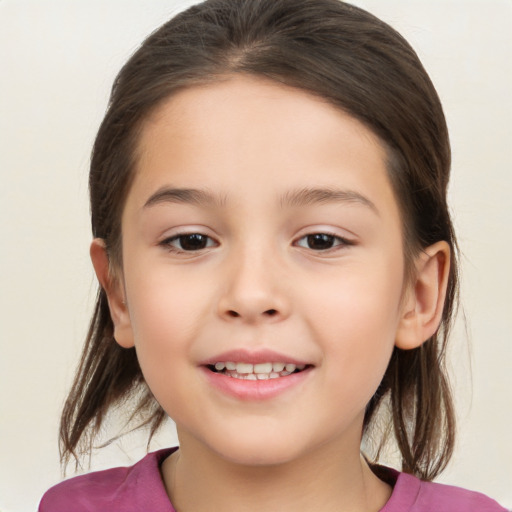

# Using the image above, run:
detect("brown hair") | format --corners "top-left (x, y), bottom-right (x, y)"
top-left (61, 0), bottom-right (458, 480)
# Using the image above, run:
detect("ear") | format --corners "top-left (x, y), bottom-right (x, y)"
top-left (90, 238), bottom-right (135, 348)
top-left (395, 241), bottom-right (451, 350)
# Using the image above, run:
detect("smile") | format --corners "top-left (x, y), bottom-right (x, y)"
top-left (208, 362), bottom-right (308, 380)
top-left (200, 349), bottom-right (314, 400)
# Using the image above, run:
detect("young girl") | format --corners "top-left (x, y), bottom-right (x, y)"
top-left (39, 0), bottom-right (507, 510)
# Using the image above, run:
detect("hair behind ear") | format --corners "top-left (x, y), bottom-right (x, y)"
top-left (393, 341), bottom-right (455, 478)
top-left (59, 289), bottom-right (165, 468)
top-left (364, 332), bottom-right (456, 480)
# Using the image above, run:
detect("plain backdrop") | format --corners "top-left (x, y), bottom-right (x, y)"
top-left (0, 1), bottom-right (511, 510)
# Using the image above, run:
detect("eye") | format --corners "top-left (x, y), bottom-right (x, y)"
top-left (295, 233), bottom-right (350, 251)
top-left (161, 233), bottom-right (217, 252)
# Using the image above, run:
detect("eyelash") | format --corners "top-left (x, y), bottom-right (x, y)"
top-left (160, 233), bottom-right (218, 253)
top-left (160, 231), bottom-right (353, 254)
top-left (294, 232), bottom-right (353, 252)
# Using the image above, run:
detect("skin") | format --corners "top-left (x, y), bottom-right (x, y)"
top-left (91, 76), bottom-right (450, 512)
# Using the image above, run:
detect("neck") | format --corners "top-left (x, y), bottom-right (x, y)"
top-left (161, 430), bottom-right (391, 512)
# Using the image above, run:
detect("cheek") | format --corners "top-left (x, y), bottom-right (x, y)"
top-left (123, 276), bottom-right (204, 419)
top-left (306, 260), bottom-right (404, 395)
top-left (128, 262), bottom-right (200, 328)
top-left (122, 266), bottom-right (208, 378)
top-left (309, 257), bottom-right (403, 332)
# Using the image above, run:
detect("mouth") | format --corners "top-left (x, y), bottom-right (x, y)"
top-left (201, 351), bottom-right (314, 400)
top-left (206, 361), bottom-right (311, 380)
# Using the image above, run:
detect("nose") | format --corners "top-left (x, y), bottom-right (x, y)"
top-left (217, 245), bottom-right (291, 324)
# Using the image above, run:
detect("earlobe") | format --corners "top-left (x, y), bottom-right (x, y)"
top-left (90, 239), bottom-right (135, 348)
top-left (395, 241), bottom-right (450, 350)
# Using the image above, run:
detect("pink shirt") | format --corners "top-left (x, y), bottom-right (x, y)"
top-left (39, 448), bottom-right (508, 511)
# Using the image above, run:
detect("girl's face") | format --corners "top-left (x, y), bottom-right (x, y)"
top-left (114, 76), bottom-right (411, 466)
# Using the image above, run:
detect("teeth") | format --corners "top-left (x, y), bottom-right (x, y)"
top-left (254, 362), bottom-right (273, 373)
top-left (211, 361), bottom-right (307, 380)
top-left (236, 362), bottom-right (253, 374)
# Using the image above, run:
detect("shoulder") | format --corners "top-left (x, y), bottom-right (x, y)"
top-left (414, 478), bottom-right (508, 512)
top-left (38, 448), bottom-right (176, 512)
top-left (382, 468), bottom-right (508, 512)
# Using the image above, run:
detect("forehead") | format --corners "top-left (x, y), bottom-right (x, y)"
top-left (129, 75), bottom-right (399, 222)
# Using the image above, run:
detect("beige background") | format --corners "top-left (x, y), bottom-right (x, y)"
top-left (0, 1), bottom-right (511, 510)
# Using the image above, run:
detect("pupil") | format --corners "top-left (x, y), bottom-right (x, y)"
top-left (308, 233), bottom-right (334, 250)
top-left (181, 234), bottom-right (207, 250)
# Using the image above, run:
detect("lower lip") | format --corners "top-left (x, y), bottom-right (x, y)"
top-left (201, 367), bottom-right (313, 401)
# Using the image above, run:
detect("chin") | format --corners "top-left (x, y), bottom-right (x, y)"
top-left (203, 426), bottom-right (314, 468)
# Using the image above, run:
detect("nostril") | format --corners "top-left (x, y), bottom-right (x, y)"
top-left (226, 309), bottom-right (277, 318)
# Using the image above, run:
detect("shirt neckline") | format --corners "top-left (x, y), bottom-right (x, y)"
top-left (149, 448), bottom-right (421, 512)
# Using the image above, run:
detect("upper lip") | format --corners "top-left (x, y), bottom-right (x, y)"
top-left (199, 348), bottom-right (312, 366)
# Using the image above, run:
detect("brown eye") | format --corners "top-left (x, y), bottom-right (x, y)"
top-left (296, 233), bottom-right (350, 251)
top-left (163, 233), bottom-right (216, 251)
top-left (306, 233), bottom-right (335, 250)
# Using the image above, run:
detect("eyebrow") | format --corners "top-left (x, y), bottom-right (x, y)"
top-left (280, 187), bottom-right (379, 215)
top-left (143, 185), bottom-right (378, 215)
top-left (144, 187), bottom-right (227, 209)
